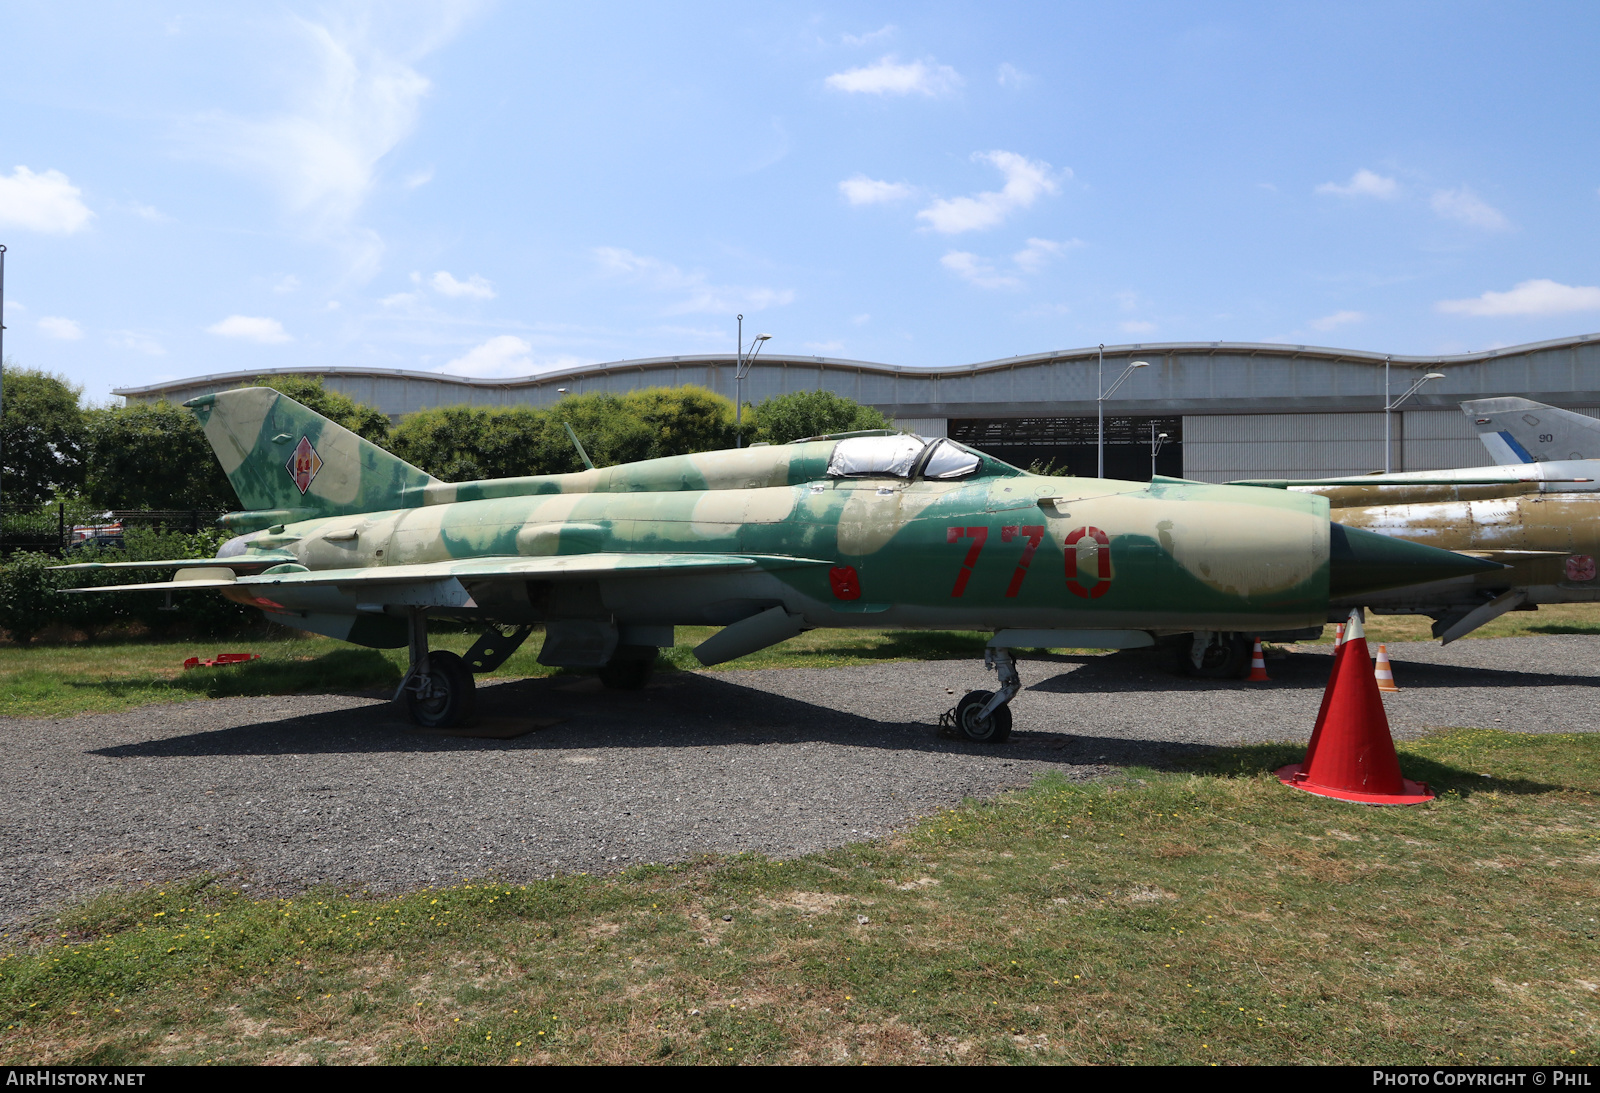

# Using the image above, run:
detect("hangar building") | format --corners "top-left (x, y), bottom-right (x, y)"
top-left (115, 333), bottom-right (1600, 483)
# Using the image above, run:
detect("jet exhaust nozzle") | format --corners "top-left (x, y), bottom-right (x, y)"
top-left (1329, 523), bottom-right (1503, 597)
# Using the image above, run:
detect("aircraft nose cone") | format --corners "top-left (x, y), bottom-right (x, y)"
top-left (1329, 523), bottom-right (1504, 597)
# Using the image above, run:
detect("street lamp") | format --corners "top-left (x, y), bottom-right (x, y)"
top-left (1150, 427), bottom-right (1169, 480)
top-left (1383, 356), bottom-right (1445, 473)
top-left (1097, 344), bottom-right (1149, 478)
top-left (734, 313), bottom-right (771, 448)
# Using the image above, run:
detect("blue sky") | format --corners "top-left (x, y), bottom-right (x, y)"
top-left (2, 1), bottom-right (1598, 403)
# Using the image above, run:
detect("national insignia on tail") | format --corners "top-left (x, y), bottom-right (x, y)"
top-left (286, 436), bottom-right (322, 494)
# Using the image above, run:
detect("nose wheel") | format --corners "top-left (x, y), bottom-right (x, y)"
top-left (941, 647), bottom-right (1019, 744)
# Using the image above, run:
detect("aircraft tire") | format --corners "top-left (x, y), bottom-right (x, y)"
top-left (406, 650), bottom-right (477, 728)
top-left (599, 645), bottom-right (658, 691)
top-left (953, 689), bottom-right (1013, 744)
top-left (1186, 632), bottom-right (1250, 679)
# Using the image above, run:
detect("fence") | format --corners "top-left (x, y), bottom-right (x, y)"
top-left (0, 504), bottom-right (226, 558)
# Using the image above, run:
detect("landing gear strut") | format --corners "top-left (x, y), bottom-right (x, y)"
top-left (397, 608), bottom-right (477, 728)
top-left (941, 647), bottom-right (1019, 744)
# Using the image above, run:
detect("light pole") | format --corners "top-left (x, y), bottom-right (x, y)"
top-left (734, 314), bottom-right (771, 448)
top-left (1383, 356), bottom-right (1445, 473)
top-left (1150, 427), bottom-right (1168, 480)
top-left (1097, 347), bottom-right (1149, 478)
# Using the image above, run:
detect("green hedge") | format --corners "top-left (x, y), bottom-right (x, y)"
top-left (0, 527), bottom-right (259, 643)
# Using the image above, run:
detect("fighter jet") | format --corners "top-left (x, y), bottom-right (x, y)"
top-left (59, 387), bottom-right (1494, 737)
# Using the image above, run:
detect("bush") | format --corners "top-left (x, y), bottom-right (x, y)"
top-left (749, 389), bottom-right (890, 444)
top-left (83, 401), bottom-right (236, 510)
top-left (0, 551), bottom-right (64, 643)
top-left (2, 528), bottom-right (259, 643)
top-left (389, 406), bottom-right (551, 480)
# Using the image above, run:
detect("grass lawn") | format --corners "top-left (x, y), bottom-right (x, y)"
top-left (4, 603), bottom-right (1600, 720)
top-left (0, 729), bottom-right (1595, 1065)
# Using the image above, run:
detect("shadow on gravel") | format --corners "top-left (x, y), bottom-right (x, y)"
top-left (85, 669), bottom-right (1260, 774)
top-left (1025, 648), bottom-right (1600, 694)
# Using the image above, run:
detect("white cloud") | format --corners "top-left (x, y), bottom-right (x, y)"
top-left (380, 291), bottom-right (421, 308)
top-left (825, 55), bottom-right (962, 96)
top-left (184, 9), bottom-right (473, 275)
top-left (38, 317), bottom-right (83, 340)
top-left (109, 331), bottom-right (166, 356)
top-left (841, 25), bottom-right (895, 47)
top-left (1315, 168), bottom-right (1399, 199)
top-left (838, 176), bottom-right (914, 205)
top-left (1431, 186), bottom-right (1510, 231)
top-left (1310, 309), bottom-right (1366, 331)
top-left (997, 63), bottom-right (1030, 87)
top-left (442, 335), bottom-right (534, 376)
top-left (851, 313), bottom-right (871, 326)
top-left (593, 247), bottom-right (794, 314)
top-left (129, 202), bottom-right (168, 222)
top-left (431, 270), bottom-right (496, 299)
top-left (1437, 279), bottom-right (1600, 317)
top-left (1012, 237), bottom-right (1073, 273)
top-left (940, 251), bottom-right (1020, 290)
top-left (274, 275), bottom-right (301, 294)
top-left (206, 315), bottom-right (293, 344)
top-left (0, 166), bottom-right (94, 234)
top-left (404, 166), bottom-right (434, 189)
top-left (804, 340), bottom-right (845, 354)
top-left (916, 151), bottom-right (1062, 234)
top-left (1119, 320), bottom-right (1156, 335)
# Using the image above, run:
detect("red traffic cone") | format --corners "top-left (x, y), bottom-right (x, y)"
top-left (1246, 638), bottom-right (1271, 682)
top-left (1276, 611), bottom-right (1433, 805)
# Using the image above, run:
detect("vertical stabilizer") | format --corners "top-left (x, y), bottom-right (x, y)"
top-left (184, 387), bottom-right (438, 517)
top-left (1462, 396), bottom-right (1600, 463)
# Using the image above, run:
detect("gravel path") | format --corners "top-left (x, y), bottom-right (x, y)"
top-left (3, 634), bottom-right (1597, 926)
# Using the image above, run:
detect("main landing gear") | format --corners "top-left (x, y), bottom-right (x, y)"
top-left (397, 609), bottom-right (477, 728)
top-left (941, 647), bottom-right (1021, 744)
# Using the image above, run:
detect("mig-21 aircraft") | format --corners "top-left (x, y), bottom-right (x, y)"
top-left (59, 387), bottom-right (1496, 739)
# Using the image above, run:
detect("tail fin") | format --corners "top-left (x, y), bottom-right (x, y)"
top-left (185, 387), bottom-right (438, 519)
top-left (1461, 396), bottom-right (1600, 463)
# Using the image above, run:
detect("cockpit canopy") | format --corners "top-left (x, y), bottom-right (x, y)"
top-left (826, 435), bottom-right (982, 480)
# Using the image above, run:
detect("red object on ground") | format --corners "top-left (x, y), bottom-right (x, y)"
top-left (1275, 612), bottom-right (1434, 806)
top-left (1246, 638), bottom-right (1271, 682)
top-left (182, 653), bottom-right (261, 670)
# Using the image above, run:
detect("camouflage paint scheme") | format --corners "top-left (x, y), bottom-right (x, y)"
top-left (66, 388), bottom-right (1490, 664)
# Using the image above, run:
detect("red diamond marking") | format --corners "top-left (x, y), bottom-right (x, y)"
top-left (286, 436), bottom-right (322, 495)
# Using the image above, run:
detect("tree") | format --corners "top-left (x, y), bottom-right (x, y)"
top-left (82, 401), bottom-right (236, 510)
top-left (550, 386), bottom-right (738, 471)
top-left (250, 375), bottom-right (391, 445)
top-left (749, 389), bottom-right (890, 445)
top-left (389, 406), bottom-right (551, 481)
top-left (0, 365), bottom-right (86, 508)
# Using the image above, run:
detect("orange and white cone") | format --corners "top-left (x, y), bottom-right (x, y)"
top-left (1246, 638), bottom-right (1271, 682)
top-left (1374, 643), bottom-right (1400, 692)
top-left (1334, 623), bottom-right (1346, 646)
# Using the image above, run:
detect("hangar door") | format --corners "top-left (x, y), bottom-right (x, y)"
top-left (948, 416), bottom-right (1182, 480)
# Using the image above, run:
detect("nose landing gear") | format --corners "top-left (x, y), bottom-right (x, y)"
top-left (941, 647), bottom-right (1020, 744)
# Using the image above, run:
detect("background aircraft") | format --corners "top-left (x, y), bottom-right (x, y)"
top-left (1231, 398), bottom-right (1600, 643)
top-left (61, 388), bottom-right (1492, 733)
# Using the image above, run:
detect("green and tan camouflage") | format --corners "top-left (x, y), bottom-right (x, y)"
top-left (60, 387), bottom-right (1497, 735)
